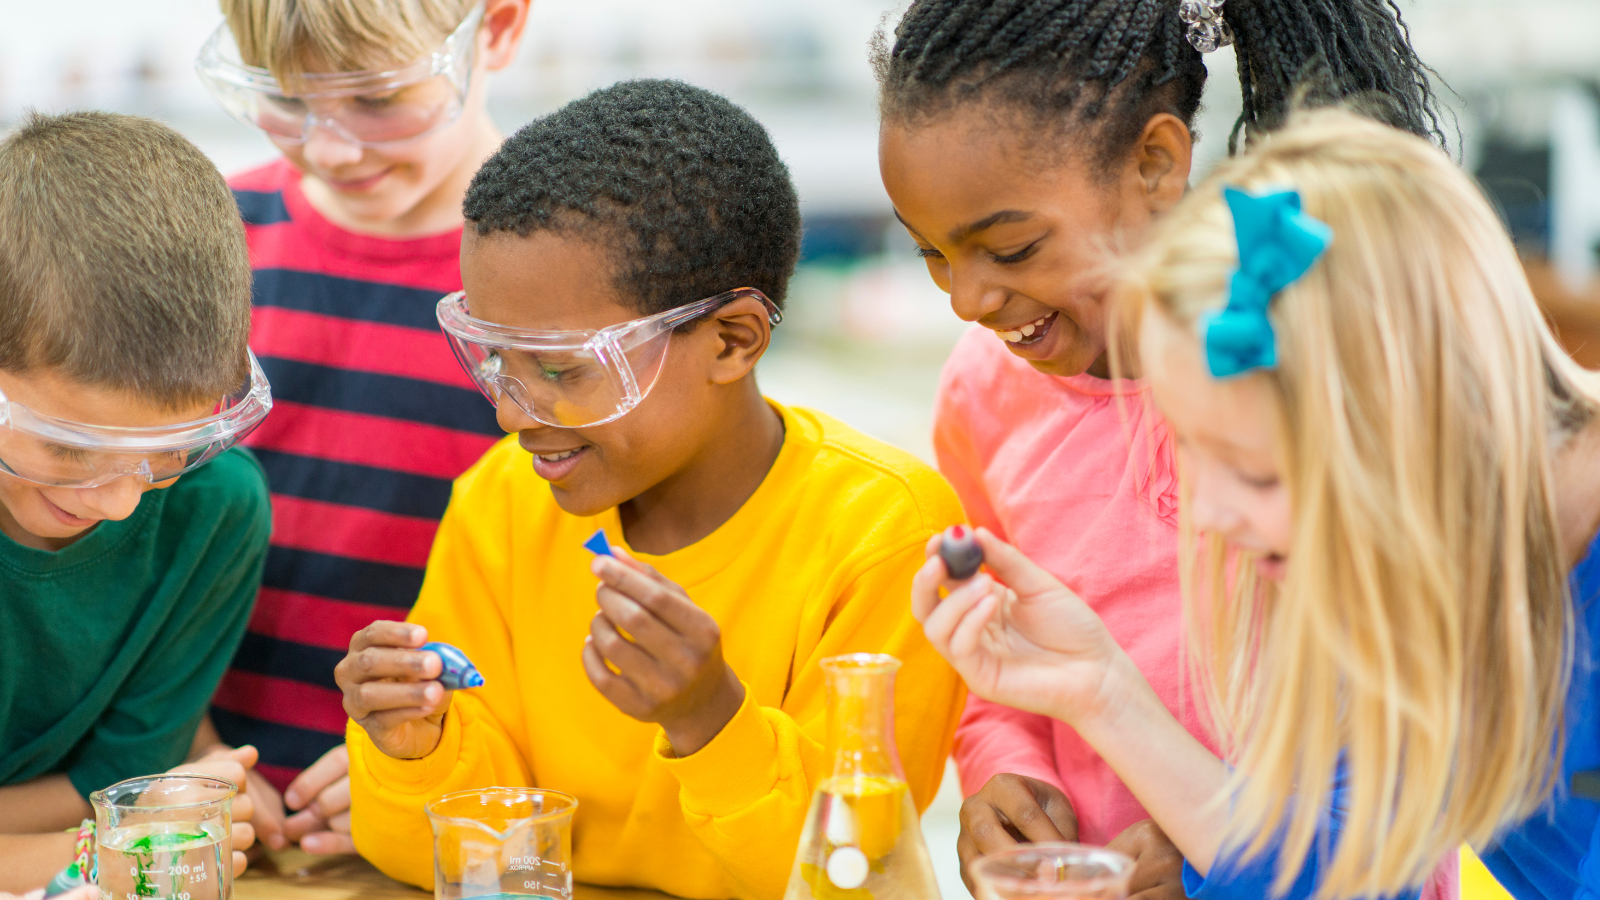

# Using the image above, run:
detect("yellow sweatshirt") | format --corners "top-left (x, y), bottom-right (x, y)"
top-left (348, 402), bottom-right (967, 899)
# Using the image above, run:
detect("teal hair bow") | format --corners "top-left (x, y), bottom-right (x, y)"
top-left (1201, 186), bottom-right (1333, 378)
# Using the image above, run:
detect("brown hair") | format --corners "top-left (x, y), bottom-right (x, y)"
top-left (222, 0), bottom-right (477, 76)
top-left (0, 111), bottom-right (252, 408)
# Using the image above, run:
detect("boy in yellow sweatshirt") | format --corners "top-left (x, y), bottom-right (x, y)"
top-left (338, 79), bottom-right (967, 898)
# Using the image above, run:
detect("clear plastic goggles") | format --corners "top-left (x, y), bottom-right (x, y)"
top-left (0, 352), bottom-right (273, 488)
top-left (437, 289), bottom-right (781, 428)
top-left (195, 3), bottom-right (484, 146)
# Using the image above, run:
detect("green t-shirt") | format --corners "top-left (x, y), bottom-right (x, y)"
top-left (0, 447), bottom-right (269, 798)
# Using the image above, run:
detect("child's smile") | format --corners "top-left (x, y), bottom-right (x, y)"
top-left (524, 441), bottom-right (591, 483)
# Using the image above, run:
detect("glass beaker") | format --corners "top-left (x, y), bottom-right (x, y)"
top-left (782, 653), bottom-right (940, 900)
top-left (425, 787), bottom-right (578, 900)
top-left (970, 843), bottom-right (1134, 900)
top-left (92, 774), bottom-right (236, 900)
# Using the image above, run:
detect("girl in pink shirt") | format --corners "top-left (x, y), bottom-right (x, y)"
top-left (873, 0), bottom-right (1454, 894)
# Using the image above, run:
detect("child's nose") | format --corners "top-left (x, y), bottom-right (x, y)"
top-left (301, 123), bottom-right (366, 172)
top-left (496, 399), bottom-right (540, 435)
top-left (75, 476), bottom-right (148, 522)
top-left (1186, 469), bottom-right (1245, 541)
top-left (947, 267), bottom-right (1007, 323)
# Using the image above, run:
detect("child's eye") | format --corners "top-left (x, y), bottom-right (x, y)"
top-left (538, 365), bottom-right (571, 383)
top-left (1240, 472), bottom-right (1280, 490)
top-left (354, 92), bottom-right (402, 110)
top-left (915, 246), bottom-right (945, 260)
top-left (45, 443), bottom-right (89, 463)
top-left (991, 241), bottom-right (1040, 265)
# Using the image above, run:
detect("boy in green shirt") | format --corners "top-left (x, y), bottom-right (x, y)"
top-left (0, 111), bottom-right (272, 888)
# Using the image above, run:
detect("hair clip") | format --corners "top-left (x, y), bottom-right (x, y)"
top-left (1179, 0), bottom-right (1234, 53)
top-left (1201, 186), bottom-right (1333, 378)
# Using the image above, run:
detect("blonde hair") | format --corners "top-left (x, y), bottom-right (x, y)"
top-left (222, 0), bottom-right (476, 76)
top-left (1123, 109), bottom-right (1600, 897)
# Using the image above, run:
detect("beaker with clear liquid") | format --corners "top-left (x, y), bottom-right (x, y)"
top-left (424, 787), bottom-right (577, 900)
top-left (92, 774), bottom-right (235, 900)
top-left (970, 843), bottom-right (1133, 900)
top-left (782, 653), bottom-right (941, 900)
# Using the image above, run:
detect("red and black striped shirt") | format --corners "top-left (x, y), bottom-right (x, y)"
top-left (213, 160), bottom-right (502, 790)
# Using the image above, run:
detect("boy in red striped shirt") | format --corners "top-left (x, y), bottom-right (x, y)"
top-left (187, 0), bottom-right (532, 855)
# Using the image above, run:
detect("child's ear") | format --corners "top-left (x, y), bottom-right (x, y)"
top-left (481, 0), bottom-right (532, 72)
top-left (705, 295), bottom-right (775, 386)
top-left (1129, 113), bottom-right (1194, 216)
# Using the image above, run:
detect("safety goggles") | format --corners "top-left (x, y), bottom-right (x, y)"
top-left (0, 352), bottom-right (272, 488)
top-left (437, 289), bottom-right (781, 428)
top-left (195, 3), bottom-right (484, 146)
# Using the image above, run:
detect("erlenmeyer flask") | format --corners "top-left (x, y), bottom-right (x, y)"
top-left (782, 653), bottom-right (941, 900)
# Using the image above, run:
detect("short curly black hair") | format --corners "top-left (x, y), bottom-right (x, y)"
top-left (464, 79), bottom-right (802, 316)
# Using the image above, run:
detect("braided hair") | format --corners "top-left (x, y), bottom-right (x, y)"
top-left (875, 0), bottom-right (1445, 164)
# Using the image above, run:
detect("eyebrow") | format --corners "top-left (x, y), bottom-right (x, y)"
top-left (891, 208), bottom-right (1037, 246)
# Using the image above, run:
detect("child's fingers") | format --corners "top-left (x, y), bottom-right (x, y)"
top-left (339, 646), bottom-right (442, 686)
top-left (920, 574), bottom-right (994, 653)
top-left (362, 705), bottom-right (443, 733)
top-left (348, 679), bottom-right (443, 718)
top-left (593, 556), bottom-right (703, 636)
top-left (348, 621), bottom-right (426, 653)
top-left (284, 744), bottom-right (347, 812)
top-left (948, 589), bottom-right (1002, 662)
top-left (233, 820), bottom-right (256, 854)
top-left (282, 807), bottom-right (325, 843)
top-left (301, 829), bottom-right (356, 856)
top-left (910, 555), bottom-right (950, 623)
top-left (608, 546), bottom-right (674, 586)
top-left (227, 744), bottom-right (259, 770)
top-left (973, 528), bottom-right (1069, 598)
top-left (309, 776), bottom-right (350, 821)
top-left (581, 637), bottom-right (650, 718)
top-left (590, 611), bottom-right (666, 680)
top-left (923, 532), bottom-right (942, 558)
top-left (595, 585), bottom-right (678, 649)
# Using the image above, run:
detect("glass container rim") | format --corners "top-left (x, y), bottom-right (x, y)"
top-left (972, 842), bottom-right (1136, 894)
top-left (90, 774), bottom-right (238, 811)
top-left (424, 786), bottom-right (580, 823)
top-left (820, 652), bottom-right (902, 674)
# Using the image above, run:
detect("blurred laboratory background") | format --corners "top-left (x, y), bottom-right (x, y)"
top-left (5, 0), bottom-right (1598, 891)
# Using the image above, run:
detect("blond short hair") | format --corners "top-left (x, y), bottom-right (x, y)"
top-left (0, 111), bottom-right (251, 408)
top-left (1124, 109), bottom-right (1600, 898)
top-left (222, 0), bottom-right (476, 76)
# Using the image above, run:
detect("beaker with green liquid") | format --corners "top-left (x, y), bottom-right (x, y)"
top-left (424, 787), bottom-right (577, 900)
top-left (92, 774), bottom-right (235, 900)
top-left (782, 653), bottom-right (941, 900)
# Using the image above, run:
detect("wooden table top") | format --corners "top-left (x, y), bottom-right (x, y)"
top-left (236, 849), bottom-right (672, 900)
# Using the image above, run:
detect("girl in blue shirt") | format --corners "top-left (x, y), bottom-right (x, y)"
top-left (912, 107), bottom-right (1600, 900)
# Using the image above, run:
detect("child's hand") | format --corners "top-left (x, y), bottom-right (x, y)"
top-left (172, 745), bottom-right (259, 876)
top-left (910, 528), bottom-right (1130, 727)
top-left (335, 622), bottom-right (450, 761)
top-left (1106, 819), bottom-right (1186, 899)
top-left (956, 773), bottom-right (1079, 895)
top-left (281, 744), bottom-right (353, 855)
top-left (584, 550), bottom-right (745, 757)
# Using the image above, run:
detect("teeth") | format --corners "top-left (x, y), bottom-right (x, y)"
top-left (994, 314), bottom-right (1053, 344)
top-left (539, 449), bottom-right (581, 462)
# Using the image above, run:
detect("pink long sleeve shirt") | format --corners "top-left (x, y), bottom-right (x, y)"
top-left (933, 326), bottom-right (1457, 899)
top-left (933, 326), bottom-right (1207, 845)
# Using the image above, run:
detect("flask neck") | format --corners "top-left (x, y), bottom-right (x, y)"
top-left (823, 655), bottom-right (904, 782)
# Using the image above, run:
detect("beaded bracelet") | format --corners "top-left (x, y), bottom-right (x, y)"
top-left (42, 820), bottom-right (95, 897)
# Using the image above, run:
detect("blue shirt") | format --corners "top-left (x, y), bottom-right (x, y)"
top-left (1184, 528), bottom-right (1600, 899)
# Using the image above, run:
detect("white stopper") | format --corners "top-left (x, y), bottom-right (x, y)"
top-left (826, 846), bottom-right (870, 889)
